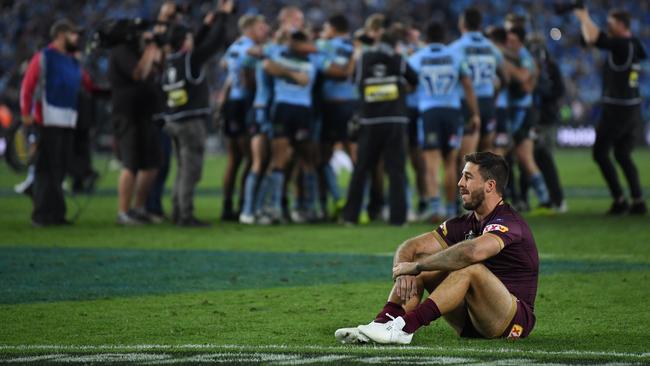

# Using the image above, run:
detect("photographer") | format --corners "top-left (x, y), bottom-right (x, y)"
top-left (574, 7), bottom-right (647, 215)
top-left (160, 0), bottom-right (233, 227)
top-left (109, 22), bottom-right (163, 225)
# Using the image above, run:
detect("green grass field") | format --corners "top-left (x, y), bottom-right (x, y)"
top-left (1, 149), bottom-right (649, 365)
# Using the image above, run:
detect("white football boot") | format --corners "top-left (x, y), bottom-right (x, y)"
top-left (239, 213), bottom-right (255, 225)
top-left (334, 327), bottom-right (369, 344)
top-left (357, 314), bottom-right (413, 344)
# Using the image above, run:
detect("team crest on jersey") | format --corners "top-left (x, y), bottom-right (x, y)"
top-left (483, 224), bottom-right (509, 234)
top-left (507, 324), bottom-right (523, 339)
top-left (439, 221), bottom-right (448, 236)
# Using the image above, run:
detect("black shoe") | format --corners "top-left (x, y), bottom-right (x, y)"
top-left (221, 211), bottom-right (238, 222)
top-left (177, 216), bottom-right (212, 227)
top-left (128, 208), bottom-right (152, 224)
top-left (606, 200), bottom-right (629, 215)
top-left (31, 219), bottom-right (72, 227)
top-left (629, 201), bottom-right (647, 215)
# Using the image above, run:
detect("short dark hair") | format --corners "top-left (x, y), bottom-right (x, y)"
top-left (486, 26), bottom-right (507, 45)
top-left (169, 23), bottom-right (190, 51)
top-left (463, 7), bottom-right (482, 31)
top-left (609, 9), bottom-right (631, 29)
top-left (379, 30), bottom-right (398, 47)
top-left (508, 26), bottom-right (526, 43)
top-left (328, 14), bottom-right (349, 33)
top-left (425, 21), bottom-right (446, 43)
top-left (464, 152), bottom-right (509, 195)
top-left (50, 18), bottom-right (81, 38)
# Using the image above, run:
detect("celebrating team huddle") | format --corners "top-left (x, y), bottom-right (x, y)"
top-left (219, 6), bottom-right (554, 227)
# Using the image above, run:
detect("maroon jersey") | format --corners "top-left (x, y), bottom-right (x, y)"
top-left (433, 202), bottom-right (539, 309)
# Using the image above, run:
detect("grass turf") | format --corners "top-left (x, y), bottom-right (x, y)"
top-left (1, 148), bottom-right (649, 364)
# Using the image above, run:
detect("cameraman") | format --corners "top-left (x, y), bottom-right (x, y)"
top-left (574, 8), bottom-right (647, 215)
top-left (160, 0), bottom-right (233, 227)
top-left (109, 25), bottom-right (163, 225)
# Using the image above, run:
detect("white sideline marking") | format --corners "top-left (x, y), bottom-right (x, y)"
top-left (0, 353), bottom-right (643, 365)
top-left (0, 344), bottom-right (648, 360)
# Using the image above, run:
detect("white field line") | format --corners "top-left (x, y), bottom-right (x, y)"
top-left (0, 344), bottom-right (648, 360)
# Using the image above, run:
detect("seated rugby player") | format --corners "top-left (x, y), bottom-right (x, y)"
top-left (335, 151), bottom-right (538, 344)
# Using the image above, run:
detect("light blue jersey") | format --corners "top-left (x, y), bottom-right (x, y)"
top-left (252, 43), bottom-right (282, 109)
top-left (509, 47), bottom-right (535, 108)
top-left (271, 46), bottom-right (327, 107)
top-left (317, 36), bottom-right (357, 101)
top-left (224, 36), bottom-right (256, 101)
top-left (402, 43), bottom-right (421, 109)
top-left (449, 31), bottom-right (503, 98)
top-left (496, 88), bottom-right (508, 108)
top-left (408, 43), bottom-right (470, 112)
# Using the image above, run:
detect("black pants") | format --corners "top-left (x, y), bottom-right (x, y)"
top-left (32, 126), bottom-right (74, 224)
top-left (534, 126), bottom-right (564, 206)
top-left (343, 123), bottom-right (407, 225)
top-left (592, 104), bottom-right (643, 200)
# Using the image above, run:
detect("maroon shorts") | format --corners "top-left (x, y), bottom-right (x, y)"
top-left (460, 298), bottom-right (535, 339)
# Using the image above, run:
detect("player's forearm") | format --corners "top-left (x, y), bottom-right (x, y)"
top-left (393, 239), bottom-right (418, 266)
top-left (415, 241), bottom-right (476, 272)
top-left (577, 10), bottom-right (600, 44)
top-left (505, 62), bottom-right (530, 84)
top-left (133, 45), bottom-right (158, 81)
top-left (393, 233), bottom-right (441, 266)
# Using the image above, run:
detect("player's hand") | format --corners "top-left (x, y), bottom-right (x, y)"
top-left (573, 8), bottom-right (588, 21)
top-left (247, 45), bottom-right (264, 58)
top-left (393, 262), bottom-right (421, 280)
top-left (203, 11), bottom-right (216, 25)
top-left (21, 115), bottom-right (33, 126)
top-left (158, 1), bottom-right (176, 22)
top-left (394, 275), bottom-right (419, 301)
top-left (218, 0), bottom-right (234, 14)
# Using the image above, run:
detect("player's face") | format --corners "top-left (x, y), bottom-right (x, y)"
top-left (506, 32), bottom-right (520, 50)
top-left (458, 162), bottom-right (487, 211)
top-left (64, 31), bottom-right (80, 53)
top-left (321, 23), bottom-right (334, 39)
top-left (252, 21), bottom-right (269, 43)
top-left (284, 10), bottom-right (304, 32)
top-left (606, 17), bottom-right (626, 38)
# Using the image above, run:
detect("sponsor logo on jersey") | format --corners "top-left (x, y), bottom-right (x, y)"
top-left (483, 223), bottom-right (509, 234)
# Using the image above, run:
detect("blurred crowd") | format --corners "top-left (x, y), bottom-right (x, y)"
top-left (4, 0), bottom-right (648, 228)
top-left (1, 0), bottom-right (650, 124)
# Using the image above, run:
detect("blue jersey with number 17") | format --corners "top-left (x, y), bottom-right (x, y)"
top-left (408, 43), bottom-right (470, 112)
top-left (449, 32), bottom-right (503, 99)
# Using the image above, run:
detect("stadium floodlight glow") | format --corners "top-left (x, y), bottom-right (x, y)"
top-left (550, 28), bottom-right (562, 41)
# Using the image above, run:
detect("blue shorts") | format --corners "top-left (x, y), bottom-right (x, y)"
top-left (494, 107), bottom-right (511, 148)
top-left (509, 107), bottom-right (533, 146)
top-left (420, 107), bottom-right (463, 154)
top-left (271, 103), bottom-right (312, 142)
top-left (462, 97), bottom-right (497, 136)
top-left (321, 101), bottom-right (357, 143)
top-left (222, 98), bottom-right (253, 138)
top-left (248, 106), bottom-right (273, 137)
